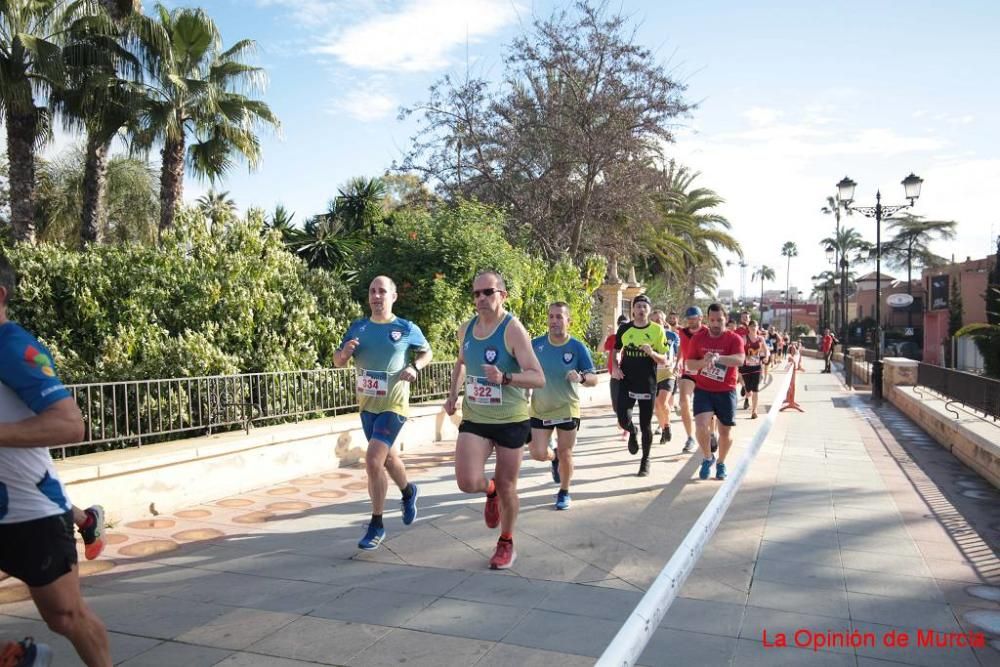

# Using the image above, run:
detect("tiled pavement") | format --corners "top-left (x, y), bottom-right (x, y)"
top-left (1, 359), bottom-right (998, 666)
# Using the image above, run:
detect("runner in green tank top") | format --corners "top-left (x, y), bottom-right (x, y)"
top-left (444, 271), bottom-right (544, 570)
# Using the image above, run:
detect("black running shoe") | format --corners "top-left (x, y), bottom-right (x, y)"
top-left (627, 431), bottom-right (639, 455)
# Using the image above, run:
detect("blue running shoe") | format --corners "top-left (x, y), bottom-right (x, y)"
top-left (358, 524), bottom-right (385, 550)
top-left (551, 450), bottom-right (560, 485)
top-left (699, 455), bottom-right (716, 480)
top-left (715, 462), bottom-right (727, 480)
top-left (401, 483), bottom-right (419, 525)
top-left (555, 490), bottom-right (571, 510)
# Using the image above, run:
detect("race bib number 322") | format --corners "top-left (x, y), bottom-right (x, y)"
top-left (357, 369), bottom-right (388, 396)
top-left (466, 376), bottom-right (502, 405)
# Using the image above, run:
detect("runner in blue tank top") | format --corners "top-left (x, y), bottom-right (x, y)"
top-left (334, 276), bottom-right (433, 551)
top-left (444, 271), bottom-right (544, 570)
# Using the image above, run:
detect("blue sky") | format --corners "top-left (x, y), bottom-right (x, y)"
top-left (146, 0), bottom-right (999, 299)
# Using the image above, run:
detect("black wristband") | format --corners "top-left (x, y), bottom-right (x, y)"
top-left (502, 372), bottom-right (512, 386)
top-left (407, 364), bottom-right (419, 377)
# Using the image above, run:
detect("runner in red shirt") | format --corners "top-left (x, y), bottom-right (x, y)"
top-left (820, 328), bottom-right (837, 373)
top-left (675, 306), bottom-right (709, 454)
top-left (685, 303), bottom-right (746, 481)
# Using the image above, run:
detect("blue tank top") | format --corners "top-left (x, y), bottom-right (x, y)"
top-left (461, 313), bottom-right (528, 423)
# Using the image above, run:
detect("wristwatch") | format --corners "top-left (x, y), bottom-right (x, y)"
top-left (502, 372), bottom-right (512, 386)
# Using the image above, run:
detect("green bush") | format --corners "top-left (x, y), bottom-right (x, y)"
top-left (355, 200), bottom-right (604, 355)
top-left (6, 208), bottom-right (361, 383)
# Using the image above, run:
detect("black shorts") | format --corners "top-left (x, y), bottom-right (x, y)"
top-left (657, 378), bottom-right (676, 394)
top-left (529, 417), bottom-right (581, 432)
top-left (679, 374), bottom-right (697, 384)
top-left (459, 420), bottom-right (532, 449)
top-left (0, 511), bottom-right (77, 587)
top-left (740, 371), bottom-right (761, 393)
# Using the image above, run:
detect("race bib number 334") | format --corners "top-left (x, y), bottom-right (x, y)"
top-left (466, 376), bottom-right (502, 405)
top-left (357, 369), bottom-right (388, 396)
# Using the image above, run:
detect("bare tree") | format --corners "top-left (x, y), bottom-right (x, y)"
top-left (398, 0), bottom-right (691, 262)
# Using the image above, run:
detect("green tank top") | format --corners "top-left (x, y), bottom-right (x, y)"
top-left (461, 313), bottom-right (529, 424)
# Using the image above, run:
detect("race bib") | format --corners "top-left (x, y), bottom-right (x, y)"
top-left (627, 391), bottom-right (652, 400)
top-left (466, 376), bottom-right (502, 405)
top-left (357, 369), bottom-right (388, 396)
top-left (542, 417), bottom-right (573, 426)
top-left (701, 361), bottom-right (727, 382)
top-left (746, 354), bottom-right (761, 367)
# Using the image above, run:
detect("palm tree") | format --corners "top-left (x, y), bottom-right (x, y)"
top-left (780, 242), bottom-right (798, 331)
top-left (811, 270), bottom-right (839, 331)
top-left (34, 145), bottom-right (158, 244)
top-left (0, 1), bottom-right (119, 242)
top-left (645, 166), bottom-right (741, 304)
top-left (821, 194), bottom-right (852, 278)
top-left (196, 189), bottom-right (236, 229)
top-left (264, 204), bottom-right (297, 241)
top-left (820, 226), bottom-right (874, 341)
top-left (132, 5), bottom-right (279, 234)
top-left (335, 177), bottom-right (387, 235)
top-left (753, 265), bottom-right (776, 320)
top-left (54, 3), bottom-right (165, 245)
top-left (882, 213), bottom-right (957, 328)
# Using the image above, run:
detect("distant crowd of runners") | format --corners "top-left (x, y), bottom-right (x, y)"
top-left (0, 256), bottom-right (824, 666)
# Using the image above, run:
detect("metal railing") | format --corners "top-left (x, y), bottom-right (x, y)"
top-left (916, 363), bottom-right (1000, 421)
top-left (58, 361), bottom-right (456, 459)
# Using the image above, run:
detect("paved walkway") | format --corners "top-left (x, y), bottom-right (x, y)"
top-left (1, 358), bottom-right (998, 666)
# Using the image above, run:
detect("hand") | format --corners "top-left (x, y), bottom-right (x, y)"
top-left (342, 338), bottom-right (360, 359)
top-left (399, 365), bottom-right (417, 383)
top-left (706, 352), bottom-right (720, 366)
top-left (482, 364), bottom-right (504, 385)
top-left (444, 395), bottom-right (458, 416)
top-left (565, 370), bottom-right (581, 384)
top-left (611, 367), bottom-right (624, 380)
top-left (640, 344), bottom-right (654, 357)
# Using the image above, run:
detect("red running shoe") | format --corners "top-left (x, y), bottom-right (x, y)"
top-left (489, 539), bottom-right (516, 570)
top-left (484, 480), bottom-right (500, 529)
top-left (80, 505), bottom-right (106, 561)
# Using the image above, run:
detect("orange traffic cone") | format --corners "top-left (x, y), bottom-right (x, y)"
top-left (780, 364), bottom-right (804, 412)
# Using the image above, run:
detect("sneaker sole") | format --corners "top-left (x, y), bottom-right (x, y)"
top-left (490, 551), bottom-right (517, 570)
top-left (83, 505), bottom-right (106, 560)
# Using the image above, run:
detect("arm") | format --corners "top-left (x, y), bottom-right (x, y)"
top-left (332, 324), bottom-right (359, 367)
top-left (443, 324), bottom-right (467, 415)
top-left (399, 347), bottom-right (433, 382)
top-left (0, 397), bottom-right (84, 449)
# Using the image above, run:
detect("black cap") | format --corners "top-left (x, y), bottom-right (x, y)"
top-left (633, 295), bottom-right (651, 305)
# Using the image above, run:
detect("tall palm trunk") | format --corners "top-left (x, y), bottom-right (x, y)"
top-left (5, 109), bottom-right (38, 243)
top-left (159, 135), bottom-right (185, 234)
top-left (81, 133), bottom-right (111, 245)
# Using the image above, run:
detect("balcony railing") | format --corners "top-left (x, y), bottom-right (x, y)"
top-left (59, 361), bottom-right (457, 459)
top-left (916, 363), bottom-right (1000, 421)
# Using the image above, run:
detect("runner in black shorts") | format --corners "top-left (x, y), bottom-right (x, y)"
top-left (0, 255), bottom-right (111, 666)
top-left (676, 307), bottom-right (708, 453)
top-left (739, 320), bottom-right (770, 419)
top-left (528, 303), bottom-right (598, 510)
top-left (444, 271), bottom-right (544, 569)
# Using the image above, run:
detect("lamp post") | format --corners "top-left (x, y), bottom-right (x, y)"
top-left (840, 255), bottom-right (849, 349)
top-left (837, 173), bottom-right (923, 403)
top-left (825, 245), bottom-right (836, 331)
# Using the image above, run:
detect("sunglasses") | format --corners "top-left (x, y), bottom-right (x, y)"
top-left (472, 287), bottom-right (504, 299)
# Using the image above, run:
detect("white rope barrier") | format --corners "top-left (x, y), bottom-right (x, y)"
top-left (596, 368), bottom-right (795, 666)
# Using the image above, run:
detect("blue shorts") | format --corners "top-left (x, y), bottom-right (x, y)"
top-left (693, 388), bottom-right (737, 427)
top-left (361, 411), bottom-right (407, 447)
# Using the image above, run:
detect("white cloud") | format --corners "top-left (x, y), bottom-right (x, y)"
top-left (255, 0), bottom-right (350, 27)
top-left (666, 108), bottom-right (983, 299)
top-left (332, 88), bottom-right (398, 122)
top-left (743, 107), bottom-right (782, 126)
top-left (315, 0), bottom-right (521, 72)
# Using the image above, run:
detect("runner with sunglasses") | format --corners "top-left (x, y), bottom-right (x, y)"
top-left (444, 272), bottom-right (544, 569)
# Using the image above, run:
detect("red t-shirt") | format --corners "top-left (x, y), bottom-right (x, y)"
top-left (821, 334), bottom-right (834, 353)
top-left (689, 329), bottom-right (746, 392)
top-left (677, 325), bottom-right (708, 374)
top-left (735, 325), bottom-right (749, 339)
top-left (603, 334), bottom-right (617, 372)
